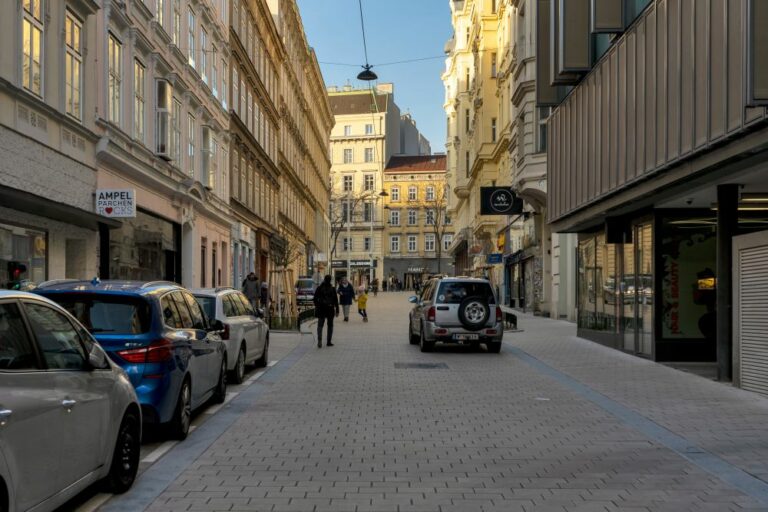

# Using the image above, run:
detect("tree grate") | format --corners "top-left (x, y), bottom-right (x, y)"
top-left (394, 362), bottom-right (449, 369)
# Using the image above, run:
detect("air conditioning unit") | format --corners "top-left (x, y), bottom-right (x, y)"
top-left (155, 80), bottom-right (172, 160)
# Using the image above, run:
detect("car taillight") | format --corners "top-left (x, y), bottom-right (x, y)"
top-left (117, 339), bottom-right (173, 364)
top-left (427, 306), bottom-right (436, 322)
top-left (221, 324), bottom-right (230, 340)
top-left (496, 306), bottom-right (502, 323)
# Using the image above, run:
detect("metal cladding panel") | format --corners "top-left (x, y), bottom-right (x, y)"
top-left (608, 50), bottom-right (618, 190)
top-left (748, 0), bottom-right (768, 104)
top-left (537, 0), bottom-right (564, 105)
top-left (710, 0), bottom-right (727, 139)
top-left (644, 9), bottom-right (657, 174)
top-left (626, 31), bottom-right (637, 181)
top-left (591, 0), bottom-right (625, 33)
top-left (667, 0), bottom-right (681, 162)
top-left (559, 0), bottom-right (592, 72)
top-left (655, 0), bottom-right (668, 168)
top-left (737, 243), bottom-right (768, 397)
top-left (680, 0), bottom-right (695, 157)
top-left (727, 0), bottom-right (744, 132)
top-left (617, 39), bottom-right (627, 186)
top-left (600, 64), bottom-right (610, 194)
top-left (634, 23), bottom-right (645, 176)
top-left (694, 0), bottom-right (710, 148)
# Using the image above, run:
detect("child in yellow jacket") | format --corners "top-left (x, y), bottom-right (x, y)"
top-left (357, 288), bottom-right (369, 322)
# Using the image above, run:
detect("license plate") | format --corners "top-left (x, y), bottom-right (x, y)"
top-left (453, 334), bottom-right (478, 341)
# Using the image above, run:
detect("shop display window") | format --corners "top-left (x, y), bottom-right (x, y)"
top-left (0, 221), bottom-right (46, 289)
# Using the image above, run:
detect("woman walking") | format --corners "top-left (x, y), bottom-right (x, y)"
top-left (337, 277), bottom-right (356, 322)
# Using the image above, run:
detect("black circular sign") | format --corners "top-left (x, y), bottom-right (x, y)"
top-left (489, 189), bottom-right (514, 213)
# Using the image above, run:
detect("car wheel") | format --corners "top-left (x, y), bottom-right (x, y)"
top-left (487, 341), bottom-right (502, 354)
top-left (103, 410), bottom-right (140, 493)
top-left (169, 379), bottom-right (192, 440)
top-left (409, 320), bottom-right (420, 344)
top-left (458, 296), bottom-right (490, 332)
top-left (419, 325), bottom-right (434, 353)
top-left (255, 335), bottom-right (269, 368)
top-left (231, 345), bottom-right (246, 384)
top-left (212, 358), bottom-right (227, 404)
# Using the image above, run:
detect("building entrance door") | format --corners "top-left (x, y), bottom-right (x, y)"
top-left (622, 223), bottom-right (654, 357)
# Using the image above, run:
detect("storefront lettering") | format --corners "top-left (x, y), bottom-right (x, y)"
top-left (96, 189), bottom-right (136, 218)
top-left (663, 257), bottom-right (681, 335)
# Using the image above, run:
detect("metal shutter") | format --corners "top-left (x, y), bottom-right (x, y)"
top-left (738, 244), bottom-right (768, 396)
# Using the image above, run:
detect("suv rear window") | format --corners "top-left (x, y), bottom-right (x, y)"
top-left (295, 279), bottom-right (314, 290)
top-left (435, 282), bottom-right (496, 305)
top-left (53, 294), bottom-right (152, 334)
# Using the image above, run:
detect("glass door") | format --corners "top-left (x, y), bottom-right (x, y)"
top-left (622, 223), bottom-right (654, 356)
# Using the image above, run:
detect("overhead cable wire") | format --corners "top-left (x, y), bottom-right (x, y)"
top-left (358, 0), bottom-right (372, 69)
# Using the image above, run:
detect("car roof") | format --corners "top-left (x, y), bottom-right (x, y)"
top-left (0, 289), bottom-right (71, 307)
top-left (431, 277), bottom-right (491, 283)
top-left (190, 287), bottom-right (238, 297)
top-left (34, 279), bottom-right (182, 296)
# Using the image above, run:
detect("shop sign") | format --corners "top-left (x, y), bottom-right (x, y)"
top-left (350, 259), bottom-right (377, 268)
top-left (96, 189), bottom-right (136, 218)
top-left (332, 259), bottom-right (346, 268)
top-left (407, 267), bottom-right (425, 273)
top-left (480, 187), bottom-right (523, 215)
top-left (486, 253), bottom-right (503, 264)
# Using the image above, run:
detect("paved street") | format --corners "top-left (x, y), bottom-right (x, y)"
top-left (89, 292), bottom-right (768, 512)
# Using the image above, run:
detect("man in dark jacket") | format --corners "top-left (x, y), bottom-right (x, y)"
top-left (337, 277), bottom-right (355, 321)
top-left (313, 275), bottom-right (339, 348)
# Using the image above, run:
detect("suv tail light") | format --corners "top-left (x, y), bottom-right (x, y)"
top-left (427, 306), bottom-right (436, 322)
top-left (496, 306), bottom-right (502, 323)
top-left (117, 338), bottom-right (174, 363)
top-left (221, 323), bottom-right (230, 340)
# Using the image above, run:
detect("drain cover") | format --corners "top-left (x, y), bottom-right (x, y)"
top-left (394, 362), bottom-right (449, 369)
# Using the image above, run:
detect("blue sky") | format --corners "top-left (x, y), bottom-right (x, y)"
top-left (296, 0), bottom-right (452, 153)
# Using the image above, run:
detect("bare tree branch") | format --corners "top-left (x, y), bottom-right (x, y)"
top-left (413, 181), bottom-right (452, 274)
top-left (328, 176), bottom-right (380, 259)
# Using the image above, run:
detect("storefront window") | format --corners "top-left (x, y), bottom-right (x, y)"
top-left (108, 210), bottom-right (180, 282)
top-left (578, 238), bottom-right (596, 329)
top-left (0, 221), bottom-right (46, 289)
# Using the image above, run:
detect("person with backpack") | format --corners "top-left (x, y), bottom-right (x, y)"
top-left (313, 275), bottom-right (339, 348)
top-left (336, 277), bottom-right (356, 322)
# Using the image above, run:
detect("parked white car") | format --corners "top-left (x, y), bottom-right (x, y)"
top-left (0, 290), bottom-right (141, 512)
top-left (192, 288), bottom-right (269, 384)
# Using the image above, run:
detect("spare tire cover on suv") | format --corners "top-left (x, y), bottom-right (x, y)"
top-left (458, 296), bottom-right (490, 331)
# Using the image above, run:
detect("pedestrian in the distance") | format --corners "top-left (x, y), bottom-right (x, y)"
top-left (242, 272), bottom-right (259, 309)
top-left (313, 275), bottom-right (339, 348)
top-left (259, 280), bottom-right (269, 310)
top-left (337, 277), bottom-right (355, 322)
top-left (357, 287), bottom-right (369, 322)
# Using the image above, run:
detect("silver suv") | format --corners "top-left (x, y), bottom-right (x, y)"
top-left (408, 277), bottom-right (503, 353)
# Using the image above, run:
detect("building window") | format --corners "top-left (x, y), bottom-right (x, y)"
top-left (465, 109), bottom-right (470, 133)
top-left (341, 201), bottom-right (350, 222)
top-left (343, 237), bottom-right (351, 252)
top-left (364, 147), bottom-right (374, 163)
top-left (465, 26), bottom-right (470, 45)
top-left (343, 125), bottom-right (351, 136)
top-left (491, 52), bottom-right (497, 77)
top-left (22, 0), bottom-right (44, 96)
top-left (156, 0), bottom-right (164, 27)
top-left (425, 234), bottom-right (435, 252)
top-left (425, 209), bottom-right (435, 226)
top-left (364, 174), bottom-right (374, 191)
top-left (390, 236), bottom-right (400, 253)
top-left (232, 67), bottom-right (239, 115)
top-left (171, 97), bottom-right (181, 161)
top-left (390, 209), bottom-right (400, 226)
top-left (363, 202), bottom-right (373, 222)
top-left (443, 234), bottom-right (453, 251)
top-left (187, 8), bottom-right (196, 68)
top-left (491, 117), bottom-right (497, 143)
top-left (465, 151), bottom-right (470, 178)
top-left (426, 186), bottom-right (435, 201)
top-left (200, 28), bottom-right (208, 82)
top-left (408, 235), bottom-right (417, 253)
top-left (364, 237), bottom-right (371, 252)
top-left (465, 68), bottom-right (470, 90)
top-left (134, 60), bottom-right (145, 141)
top-left (407, 209), bottom-right (417, 225)
top-left (172, 0), bottom-right (180, 44)
top-left (108, 33), bottom-right (122, 124)
top-left (343, 148), bottom-right (353, 164)
top-left (211, 46), bottom-right (218, 97)
top-left (343, 175), bottom-right (353, 192)
top-left (187, 113), bottom-right (195, 176)
top-left (391, 186), bottom-right (400, 201)
top-left (221, 59), bottom-right (227, 109)
top-left (408, 186), bottom-right (417, 201)
top-left (64, 11), bottom-right (82, 120)
top-left (536, 106), bottom-right (550, 153)
top-left (365, 123), bottom-right (374, 135)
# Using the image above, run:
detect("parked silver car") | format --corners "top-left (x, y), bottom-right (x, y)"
top-left (192, 288), bottom-right (269, 384)
top-left (408, 277), bottom-right (503, 353)
top-left (0, 291), bottom-right (141, 512)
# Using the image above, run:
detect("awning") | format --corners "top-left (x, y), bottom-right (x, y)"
top-left (0, 185), bottom-right (121, 230)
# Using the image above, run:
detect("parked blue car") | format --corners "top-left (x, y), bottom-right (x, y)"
top-left (35, 280), bottom-right (227, 439)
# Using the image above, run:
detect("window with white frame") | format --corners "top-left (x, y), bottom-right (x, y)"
top-left (341, 201), bottom-right (350, 222)
top-left (202, 126), bottom-right (215, 189)
top-left (443, 233), bottom-right (453, 251)
top-left (232, 67), bottom-right (239, 115)
top-left (407, 209), bottom-right (417, 225)
top-left (171, 97), bottom-right (181, 161)
top-left (425, 186), bottom-right (435, 201)
top-left (364, 147), bottom-right (374, 163)
top-left (343, 148), bottom-right (353, 164)
top-left (425, 209), bottom-right (435, 225)
top-left (343, 125), bottom-right (351, 136)
top-left (187, 8), bottom-right (196, 68)
top-left (200, 28), bottom-right (208, 82)
top-left (425, 234), bottom-right (435, 252)
top-left (187, 113), bottom-right (195, 176)
top-left (343, 175), bottom-right (353, 192)
top-left (363, 202), bottom-right (373, 222)
top-left (107, 33), bottom-right (122, 124)
top-left (134, 60), bottom-right (145, 141)
top-left (22, 0), bottom-right (44, 96)
top-left (364, 174), bottom-right (374, 191)
top-left (389, 209), bottom-right (400, 226)
top-left (364, 237), bottom-right (371, 252)
top-left (408, 186), bottom-right (417, 201)
top-left (343, 237), bottom-right (351, 252)
top-left (211, 47), bottom-right (218, 97)
top-left (172, 0), bottom-right (180, 44)
top-left (390, 186), bottom-right (400, 201)
top-left (491, 117), bottom-right (497, 142)
top-left (390, 235), bottom-right (400, 253)
top-left (407, 235), bottom-right (417, 253)
top-left (365, 123), bottom-right (374, 135)
top-left (247, 90), bottom-right (253, 132)
top-left (221, 59), bottom-right (227, 109)
top-left (156, 0), bottom-right (165, 27)
top-left (64, 11), bottom-right (82, 120)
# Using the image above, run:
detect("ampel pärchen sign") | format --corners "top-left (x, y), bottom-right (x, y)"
top-left (96, 189), bottom-right (136, 218)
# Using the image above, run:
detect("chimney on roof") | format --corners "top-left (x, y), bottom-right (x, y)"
top-left (328, 86), bottom-right (338, 93)
top-left (343, 84), bottom-right (353, 92)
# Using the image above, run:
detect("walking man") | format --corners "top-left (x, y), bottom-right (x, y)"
top-left (337, 277), bottom-right (355, 322)
top-left (242, 272), bottom-right (259, 309)
top-left (313, 275), bottom-right (339, 348)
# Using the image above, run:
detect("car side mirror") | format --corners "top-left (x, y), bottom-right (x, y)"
top-left (87, 346), bottom-right (109, 370)
top-left (408, 296), bottom-right (418, 304)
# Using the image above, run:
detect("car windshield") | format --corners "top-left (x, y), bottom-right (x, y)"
top-left (195, 296), bottom-right (216, 321)
top-left (50, 294), bottom-right (151, 334)
top-left (435, 282), bottom-right (496, 305)
top-left (296, 279), bottom-right (314, 290)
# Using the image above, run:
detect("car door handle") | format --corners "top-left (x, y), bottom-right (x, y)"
top-left (61, 399), bottom-right (77, 409)
top-left (436, 306), bottom-right (449, 310)
top-left (0, 409), bottom-right (11, 425)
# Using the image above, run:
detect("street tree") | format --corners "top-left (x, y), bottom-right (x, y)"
top-left (415, 181), bottom-right (452, 274)
top-left (328, 185), bottom-right (378, 260)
